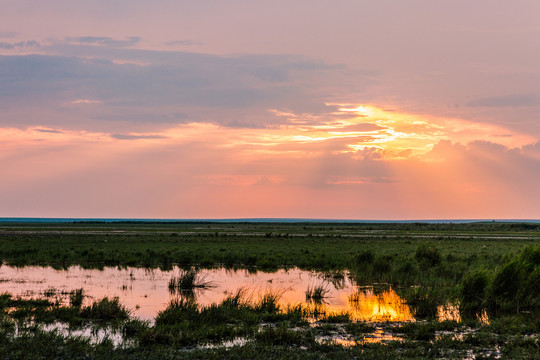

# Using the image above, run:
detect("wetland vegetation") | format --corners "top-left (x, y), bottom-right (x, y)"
top-left (0, 221), bottom-right (538, 358)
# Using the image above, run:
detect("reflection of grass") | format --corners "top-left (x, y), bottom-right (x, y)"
top-left (305, 285), bottom-right (329, 304)
top-left (322, 270), bottom-right (346, 289)
top-left (69, 289), bottom-right (84, 308)
top-left (168, 268), bottom-right (211, 294)
top-left (43, 287), bottom-right (57, 297)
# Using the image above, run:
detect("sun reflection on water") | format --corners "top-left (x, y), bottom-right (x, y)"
top-left (437, 303), bottom-right (489, 324)
top-left (347, 287), bottom-right (414, 322)
top-left (438, 303), bottom-right (461, 322)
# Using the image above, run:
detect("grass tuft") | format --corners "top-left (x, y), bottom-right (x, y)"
top-left (69, 289), bottom-right (84, 308)
top-left (460, 270), bottom-right (489, 315)
top-left (168, 268), bottom-right (211, 294)
top-left (415, 243), bottom-right (441, 267)
top-left (305, 285), bottom-right (329, 304)
top-left (80, 297), bottom-right (130, 322)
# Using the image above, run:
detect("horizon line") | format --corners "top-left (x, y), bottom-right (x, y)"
top-left (1, 217), bottom-right (540, 224)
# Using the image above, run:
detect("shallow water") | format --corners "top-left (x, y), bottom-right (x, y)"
top-left (0, 265), bottom-right (417, 323)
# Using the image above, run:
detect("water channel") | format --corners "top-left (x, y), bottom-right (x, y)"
top-left (0, 265), bottom-right (459, 324)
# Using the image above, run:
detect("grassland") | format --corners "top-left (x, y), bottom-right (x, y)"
top-left (0, 221), bottom-right (537, 270)
top-left (0, 221), bottom-right (538, 358)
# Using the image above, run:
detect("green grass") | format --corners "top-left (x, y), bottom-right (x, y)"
top-left (0, 222), bottom-right (537, 271)
top-left (0, 289), bottom-right (538, 359)
top-left (79, 297), bottom-right (131, 322)
top-left (0, 221), bottom-right (538, 358)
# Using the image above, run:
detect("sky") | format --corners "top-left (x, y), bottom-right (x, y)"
top-left (1, 0), bottom-right (539, 220)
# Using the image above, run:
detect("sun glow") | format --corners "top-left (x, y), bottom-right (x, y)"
top-left (4, 104), bottom-right (536, 163)
top-left (258, 104), bottom-right (536, 160)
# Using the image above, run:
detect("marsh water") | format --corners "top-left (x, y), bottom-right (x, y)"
top-left (0, 265), bottom-right (457, 323)
top-left (1, 266), bottom-right (408, 321)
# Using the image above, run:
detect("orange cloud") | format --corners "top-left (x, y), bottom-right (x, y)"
top-left (0, 105), bottom-right (538, 219)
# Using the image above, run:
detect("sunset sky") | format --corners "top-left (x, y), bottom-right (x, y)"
top-left (1, 1), bottom-right (539, 219)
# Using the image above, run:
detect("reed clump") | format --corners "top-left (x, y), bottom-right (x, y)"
top-left (80, 297), bottom-right (130, 321)
top-left (69, 289), bottom-right (84, 308)
top-left (415, 243), bottom-right (441, 267)
top-left (168, 268), bottom-right (211, 293)
top-left (460, 270), bottom-right (489, 315)
top-left (305, 285), bottom-right (329, 304)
